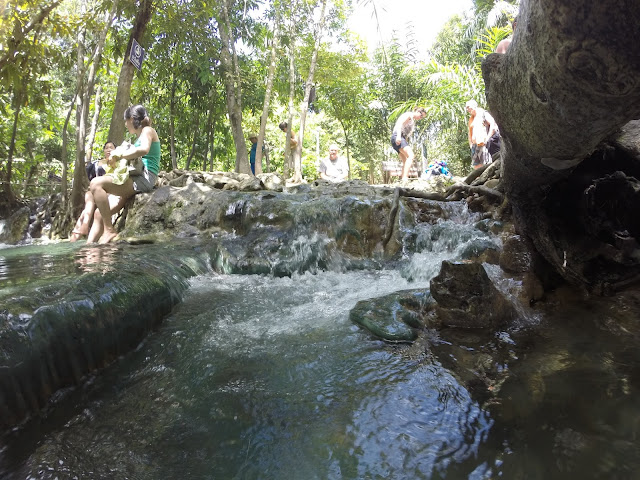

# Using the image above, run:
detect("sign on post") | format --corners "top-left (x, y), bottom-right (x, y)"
top-left (129, 38), bottom-right (145, 71)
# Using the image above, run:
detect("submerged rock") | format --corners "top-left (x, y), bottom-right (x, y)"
top-left (0, 243), bottom-right (211, 429)
top-left (349, 289), bottom-right (436, 342)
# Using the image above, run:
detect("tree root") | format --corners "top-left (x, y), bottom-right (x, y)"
top-left (445, 184), bottom-right (504, 202)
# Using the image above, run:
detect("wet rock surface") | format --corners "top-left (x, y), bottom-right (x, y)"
top-left (430, 261), bottom-right (517, 329)
top-left (0, 206), bottom-right (30, 244)
top-left (5, 160), bottom-right (640, 443)
top-left (0, 243), bottom-right (212, 429)
top-left (349, 289), bottom-right (437, 343)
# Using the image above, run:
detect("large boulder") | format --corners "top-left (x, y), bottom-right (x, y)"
top-left (482, 1), bottom-right (640, 293)
top-left (121, 173), bottom-right (492, 266)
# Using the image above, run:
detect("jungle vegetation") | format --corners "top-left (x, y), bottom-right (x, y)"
top-left (0, 0), bottom-right (518, 217)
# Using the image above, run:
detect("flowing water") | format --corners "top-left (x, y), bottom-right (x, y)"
top-left (1, 207), bottom-right (640, 479)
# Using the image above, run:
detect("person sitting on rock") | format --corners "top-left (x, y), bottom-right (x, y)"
top-left (318, 144), bottom-right (349, 182)
top-left (89, 104), bottom-right (160, 243)
top-left (70, 141), bottom-right (124, 242)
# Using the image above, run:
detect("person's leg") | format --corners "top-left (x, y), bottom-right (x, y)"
top-left (109, 194), bottom-right (128, 214)
top-left (396, 151), bottom-right (407, 182)
top-left (87, 209), bottom-right (104, 243)
top-left (400, 146), bottom-right (414, 182)
top-left (70, 191), bottom-right (97, 241)
top-left (89, 176), bottom-right (135, 243)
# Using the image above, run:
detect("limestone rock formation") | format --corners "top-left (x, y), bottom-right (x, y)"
top-left (482, 0), bottom-right (640, 293)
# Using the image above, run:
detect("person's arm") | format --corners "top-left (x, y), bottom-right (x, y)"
top-left (484, 111), bottom-right (499, 138)
top-left (318, 159), bottom-right (329, 180)
top-left (393, 113), bottom-right (409, 144)
top-left (111, 127), bottom-right (154, 160)
top-left (290, 130), bottom-right (298, 147)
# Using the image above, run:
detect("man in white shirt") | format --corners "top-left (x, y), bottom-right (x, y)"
top-left (319, 145), bottom-right (349, 182)
top-left (466, 100), bottom-right (499, 169)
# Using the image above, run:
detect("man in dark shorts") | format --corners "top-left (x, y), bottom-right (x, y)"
top-left (390, 107), bottom-right (427, 182)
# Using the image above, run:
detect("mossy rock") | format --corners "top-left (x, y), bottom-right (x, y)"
top-left (349, 289), bottom-right (434, 343)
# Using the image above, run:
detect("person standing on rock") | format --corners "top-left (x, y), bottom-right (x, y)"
top-left (248, 134), bottom-right (259, 175)
top-left (466, 100), bottom-right (498, 169)
top-left (89, 105), bottom-right (160, 243)
top-left (278, 121), bottom-right (299, 178)
top-left (390, 107), bottom-right (427, 183)
top-left (318, 144), bottom-right (349, 182)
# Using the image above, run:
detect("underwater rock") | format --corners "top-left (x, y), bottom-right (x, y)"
top-left (349, 289), bottom-right (436, 342)
top-left (0, 244), bottom-right (211, 429)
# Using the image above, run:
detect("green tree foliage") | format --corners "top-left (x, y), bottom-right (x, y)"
top-left (0, 0), bottom-right (73, 207)
top-left (1, 0), bottom-right (526, 213)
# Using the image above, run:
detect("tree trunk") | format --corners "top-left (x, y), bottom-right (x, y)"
top-left (217, 0), bottom-right (250, 174)
top-left (108, 0), bottom-right (154, 146)
top-left (1, 89), bottom-right (23, 209)
top-left (49, 95), bottom-right (76, 237)
top-left (208, 103), bottom-right (220, 172)
top-left (284, 44), bottom-right (296, 180)
top-left (206, 106), bottom-right (214, 171)
top-left (86, 85), bottom-right (103, 162)
top-left (255, 7), bottom-right (282, 175)
top-left (70, 1), bottom-right (115, 218)
top-left (185, 113), bottom-right (200, 170)
top-left (293, 0), bottom-right (328, 184)
top-left (72, 23), bottom-right (88, 215)
top-left (59, 95), bottom-right (76, 198)
top-left (482, 0), bottom-right (640, 292)
top-left (339, 119), bottom-right (352, 180)
top-left (52, 1), bottom-right (115, 239)
top-left (169, 71), bottom-right (178, 169)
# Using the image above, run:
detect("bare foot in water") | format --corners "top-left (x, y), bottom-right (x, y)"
top-left (70, 213), bottom-right (92, 242)
top-left (98, 229), bottom-right (119, 244)
top-left (70, 230), bottom-right (85, 242)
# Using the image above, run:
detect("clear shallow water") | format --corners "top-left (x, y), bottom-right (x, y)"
top-left (2, 211), bottom-right (640, 478)
top-left (1, 270), bottom-right (495, 479)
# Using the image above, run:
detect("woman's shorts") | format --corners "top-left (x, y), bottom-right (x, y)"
top-left (132, 167), bottom-right (158, 193)
top-left (390, 134), bottom-right (409, 153)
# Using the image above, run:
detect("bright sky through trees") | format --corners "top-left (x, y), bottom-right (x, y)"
top-left (348, 0), bottom-right (473, 59)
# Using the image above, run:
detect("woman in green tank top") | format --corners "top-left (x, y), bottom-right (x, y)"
top-left (88, 104), bottom-right (161, 243)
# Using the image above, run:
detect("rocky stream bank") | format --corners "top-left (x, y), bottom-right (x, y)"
top-left (2, 162), bottom-right (640, 446)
